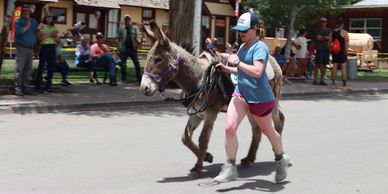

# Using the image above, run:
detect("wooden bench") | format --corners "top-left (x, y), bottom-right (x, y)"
top-left (61, 47), bottom-right (121, 82)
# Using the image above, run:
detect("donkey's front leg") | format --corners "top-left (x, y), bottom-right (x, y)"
top-left (190, 111), bottom-right (218, 178)
top-left (182, 114), bottom-right (203, 159)
top-left (241, 114), bottom-right (262, 167)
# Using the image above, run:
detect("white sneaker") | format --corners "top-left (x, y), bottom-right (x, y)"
top-left (275, 154), bottom-right (290, 182)
top-left (283, 77), bottom-right (292, 85)
top-left (214, 163), bottom-right (238, 182)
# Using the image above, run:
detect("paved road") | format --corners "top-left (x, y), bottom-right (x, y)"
top-left (1, 94), bottom-right (388, 194)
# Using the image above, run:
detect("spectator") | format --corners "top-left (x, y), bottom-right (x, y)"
top-left (35, 12), bottom-right (59, 93)
top-left (312, 17), bottom-right (332, 86)
top-left (214, 12), bottom-right (289, 183)
top-left (55, 45), bottom-right (71, 86)
top-left (294, 28), bottom-right (308, 79)
top-left (91, 32), bottom-right (117, 86)
top-left (306, 40), bottom-right (315, 80)
top-left (116, 14), bottom-right (142, 83)
top-left (14, 4), bottom-right (38, 96)
top-left (272, 46), bottom-right (292, 84)
top-left (331, 18), bottom-right (351, 91)
top-left (75, 36), bottom-right (100, 84)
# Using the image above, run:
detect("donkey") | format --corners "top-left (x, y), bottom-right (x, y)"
top-left (140, 21), bottom-right (285, 177)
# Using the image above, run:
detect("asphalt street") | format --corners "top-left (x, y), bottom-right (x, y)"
top-left (0, 94), bottom-right (388, 194)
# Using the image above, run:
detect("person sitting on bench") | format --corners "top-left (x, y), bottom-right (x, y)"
top-left (90, 32), bottom-right (117, 86)
top-left (75, 35), bottom-right (100, 84)
top-left (55, 44), bottom-right (71, 86)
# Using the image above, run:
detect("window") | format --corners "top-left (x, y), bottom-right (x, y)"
top-left (49, 7), bottom-right (67, 24)
top-left (107, 9), bottom-right (119, 38)
top-left (88, 13), bottom-right (98, 29)
top-left (142, 9), bottom-right (154, 21)
top-left (349, 18), bottom-right (382, 41)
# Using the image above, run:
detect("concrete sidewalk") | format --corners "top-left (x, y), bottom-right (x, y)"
top-left (1, 79), bottom-right (388, 113)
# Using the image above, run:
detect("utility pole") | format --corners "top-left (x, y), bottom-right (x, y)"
top-left (0, 0), bottom-right (16, 72)
top-left (192, 0), bottom-right (202, 55)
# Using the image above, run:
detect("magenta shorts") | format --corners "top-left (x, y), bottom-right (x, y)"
top-left (232, 92), bottom-right (275, 117)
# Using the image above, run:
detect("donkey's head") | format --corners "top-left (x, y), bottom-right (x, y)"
top-left (140, 21), bottom-right (181, 96)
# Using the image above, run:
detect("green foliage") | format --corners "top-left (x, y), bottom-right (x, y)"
top-left (241, 0), bottom-right (362, 29)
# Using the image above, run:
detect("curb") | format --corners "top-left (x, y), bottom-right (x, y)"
top-left (3, 100), bottom-right (180, 114)
top-left (1, 88), bottom-right (388, 114)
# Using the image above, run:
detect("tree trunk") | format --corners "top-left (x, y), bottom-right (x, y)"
top-left (168, 0), bottom-right (195, 46)
top-left (0, 0), bottom-right (16, 72)
top-left (284, 3), bottom-right (297, 59)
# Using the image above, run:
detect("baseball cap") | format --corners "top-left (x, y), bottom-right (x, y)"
top-left (22, 4), bottom-right (31, 12)
top-left (232, 12), bottom-right (259, 31)
top-left (320, 17), bottom-right (327, 22)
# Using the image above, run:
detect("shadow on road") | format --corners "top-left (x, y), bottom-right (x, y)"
top-left (158, 161), bottom-right (290, 192)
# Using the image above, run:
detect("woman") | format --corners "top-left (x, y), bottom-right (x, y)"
top-left (331, 18), bottom-right (351, 91)
top-left (35, 13), bottom-right (58, 93)
top-left (75, 36), bottom-right (100, 84)
top-left (214, 12), bottom-right (289, 183)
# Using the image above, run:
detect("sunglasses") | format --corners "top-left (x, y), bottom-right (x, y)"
top-left (239, 27), bottom-right (254, 33)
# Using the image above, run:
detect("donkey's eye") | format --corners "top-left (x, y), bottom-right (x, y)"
top-left (154, 58), bottom-right (162, 64)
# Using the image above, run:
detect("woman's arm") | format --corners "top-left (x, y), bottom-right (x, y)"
top-left (238, 60), bottom-right (265, 78)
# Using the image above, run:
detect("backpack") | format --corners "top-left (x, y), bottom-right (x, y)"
top-left (331, 38), bottom-right (341, 55)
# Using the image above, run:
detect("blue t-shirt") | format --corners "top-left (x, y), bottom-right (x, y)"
top-left (15, 17), bottom-right (38, 49)
top-left (235, 40), bottom-right (274, 103)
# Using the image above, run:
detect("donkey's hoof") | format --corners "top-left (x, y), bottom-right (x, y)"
top-left (240, 158), bottom-right (254, 168)
top-left (204, 153), bottom-right (213, 163)
top-left (188, 171), bottom-right (200, 179)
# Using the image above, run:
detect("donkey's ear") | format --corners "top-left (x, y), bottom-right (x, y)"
top-left (141, 23), bottom-right (157, 43)
top-left (150, 21), bottom-right (170, 48)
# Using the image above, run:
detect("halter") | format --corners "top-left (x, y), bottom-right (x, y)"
top-left (144, 54), bottom-right (181, 92)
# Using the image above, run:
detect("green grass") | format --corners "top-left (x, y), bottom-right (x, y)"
top-left (0, 59), bottom-right (146, 85)
top-left (324, 68), bottom-right (388, 81)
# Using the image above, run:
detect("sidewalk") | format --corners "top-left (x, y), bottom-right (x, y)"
top-left (1, 79), bottom-right (388, 113)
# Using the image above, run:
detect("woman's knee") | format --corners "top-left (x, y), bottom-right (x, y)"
top-left (225, 124), bottom-right (237, 137)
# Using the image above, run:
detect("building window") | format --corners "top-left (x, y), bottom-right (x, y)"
top-left (49, 7), bottom-right (67, 24)
top-left (107, 9), bottom-right (119, 38)
top-left (142, 9), bottom-right (154, 21)
top-left (349, 18), bottom-right (382, 41)
top-left (88, 13), bottom-right (98, 29)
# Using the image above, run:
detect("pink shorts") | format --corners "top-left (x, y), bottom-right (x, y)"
top-left (232, 92), bottom-right (275, 117)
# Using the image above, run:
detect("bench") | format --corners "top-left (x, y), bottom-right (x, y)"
top-left (61, 47), bottom-right (121, 82)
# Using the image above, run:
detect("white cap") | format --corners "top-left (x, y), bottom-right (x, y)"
top-left (233, 12), bottom-right (259, 31)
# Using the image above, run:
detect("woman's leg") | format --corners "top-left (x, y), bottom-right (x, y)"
top-left (254, 112), bottom-right (289, 182)
top-left (225, 96), bottom-right (248, 160)
top-left (214, 96), bottom-right (248, 182)
top-left (331, 63), bottom-right (338, 88)
top-left (253, 113), bottom-right (283, 155)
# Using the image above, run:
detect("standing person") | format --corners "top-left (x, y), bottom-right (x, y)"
top-left (91, 32), bottom-right (117, 86)
top-left (331, 18), bottom-right (351, 91)
top-left (312, 17), bottom-right (332, 86)
top-left (116, 15), bottom-right (142, 83)
top-left (214, 12), bottom-right (289, 183)
top-left (294, 28), bottom-right (308, 79)
top-left (75, 36), bottom-right (100, 84)
top-left (35, 12), bottom-right (59, 93)
top-left (14, 5), bottom-right (38, 96)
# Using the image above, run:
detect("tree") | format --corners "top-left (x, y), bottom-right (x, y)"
top-left (168, 0), bottom-right (196, 46)
top-left (241, 0), bottom-right (362, 58)
top-left (0, 0), bottom-right (16, 72)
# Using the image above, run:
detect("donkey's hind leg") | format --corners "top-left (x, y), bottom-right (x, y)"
top-left (241, 114), bottom-right (263, 167)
